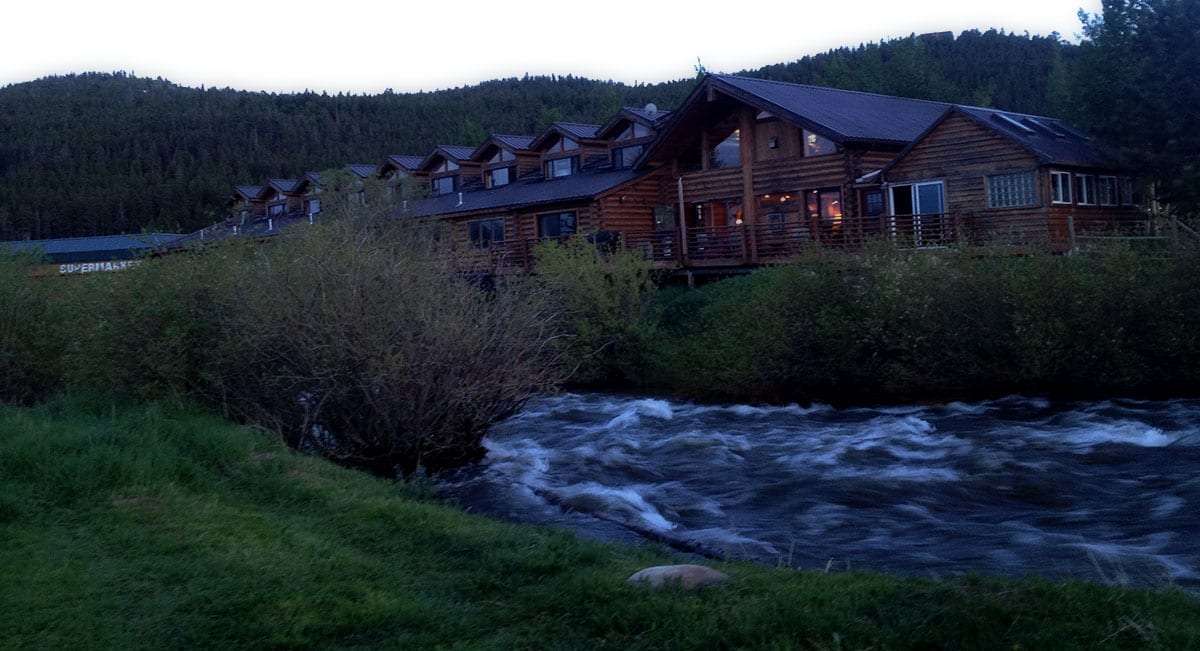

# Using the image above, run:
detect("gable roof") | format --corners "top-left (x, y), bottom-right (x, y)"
top-left (709, 75), bottom-right (950, 145)
top-left (597, 106), bottom-right (673, 139)
top-left (303, 171), bottom-right (322, 185)
top-left (879, 105), bottom-right (1117, 178)
top-left (955, 106), bottom-right (1114, 168)
top-left (400, 168), bottom-right (645, 219)
top-left (346, 163), bottom-right (378, 178)
top-left (234, 185), bottom-right (266, 201)
top-left (1, 233), bottom-right (183, 263)
top-left (267, 178), bottom-right (301, 194)
top-left (384, 154), bottom-right (425, 172)
top-left (529, 122), bottom-right (603, 151)
top-left (469, 134), bottom-right (537, 161)
top-left (418, 145), bottom-right (478, 171)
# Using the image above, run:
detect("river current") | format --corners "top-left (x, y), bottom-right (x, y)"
top-left (439, 393), bottom-right (1200, 587)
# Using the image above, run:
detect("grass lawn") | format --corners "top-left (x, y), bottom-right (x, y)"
top-left (1, 397), bottom-right (1197, 649)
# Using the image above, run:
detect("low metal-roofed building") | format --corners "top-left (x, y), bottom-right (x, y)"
top-left (2, 233), bottom-right (183, 275)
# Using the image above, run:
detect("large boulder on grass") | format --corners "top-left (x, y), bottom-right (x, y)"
top-left (627, 564), bottom-right (729, 590)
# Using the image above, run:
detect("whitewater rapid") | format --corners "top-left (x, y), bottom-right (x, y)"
top-left (439, 393), bottom-right (1200, 587)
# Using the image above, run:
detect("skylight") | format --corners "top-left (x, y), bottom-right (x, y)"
top-left (992, 113), bottom-right (1036, 134)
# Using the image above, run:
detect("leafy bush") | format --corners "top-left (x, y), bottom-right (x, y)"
top-left (0, 254), bottom-right (64, 404)
top-left (638, 246), bottom-right (1200, 403)
top-left (533, 236), bottom-right (655, 385)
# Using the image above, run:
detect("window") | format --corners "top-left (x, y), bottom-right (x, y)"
top-left (545, 156), bottom-right (576, 178)
top-left (803, 130), bottom-right (837, 157)
top-left (538, 211), bottom-right (577, 238)
top-left (1098, 176), bottom-right (1118, 206)
top-left (863, 190), bottom-right (885, 217)
top-left (986, 171), bottom-right (1037, 208)
top-left (653, 205), bottom-right (676, 231)
top-left (485, 166), bottom-right (512, 188)
top-left (488, 149), bottom-right (516, 164)
top-left (561, 137), bottom-right (579, 151)
top-left (431, 176), bottom-right (455, 195)
top-left (633, 123), bottom-right (652, 138)
top-left (1051, 171), bottom-right (1073, 204)
top-left (1121, 177), bottom-right (1135, 205)
top-left (468, 218), bottom-right (505, 248)
top-left (806, 189), bottom-right (844, 221)
top-left (1076, 174), bottom-right (1096, 205)
top-left (889, 181), bottom-right (944, 215)
top-left (307, 199), bottom-right (321, 215)
top-left (709, 129), bottom-right (740, 168)
top-left (268, 203), bottom-right (285, 216)
top-left (434, 159), bottom-right (459, 173)
top-left (612, 144), bottom-right (644, 169)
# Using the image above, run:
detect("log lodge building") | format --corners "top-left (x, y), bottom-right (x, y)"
top-left (197, 74), bottom-right (1143, 273)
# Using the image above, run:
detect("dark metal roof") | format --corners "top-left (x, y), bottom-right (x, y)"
top-left (418, 145), bottom-right (478, 171)
top-left (956, 106), bottom-right (1115, 168)
top-left (469, 134), bottom-right (537, 161)
top-left (711, 75), bottom-right (950, 145)
top-left (303, 171), bottom-right (322, 184)
top-left (234, 185), bottom-right (266, 200)
top-left (1, 233), bottom-right (183, 263)
top-left (346, 164), bottom-right (378, 178)
top-left (597, 106), bottom-right (673, 139)
top-left (400, 168), bottom-right (644, 218)
top-left (529, 122), bottom-right (603, 151)
top-left (384, 154), bottom-right (425, 171)
top-left (267, 178), bottom-right (301, 193)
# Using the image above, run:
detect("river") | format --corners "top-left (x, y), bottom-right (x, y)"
top-left (439, 393), bottom-right (1200, 588)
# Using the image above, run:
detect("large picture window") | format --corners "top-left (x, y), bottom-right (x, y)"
top-left (986, 171), bottom-right (1037, 208)
top-left (538, 211), bottom-right (577, 238)
top-left (1051, 171), bottom-right (1073, 204)
top-left (803, 130), bottom-right (837, 157)
top-left (545, 157), bottom-right (576, 179)
top-left (468, 218), bottom-right (505, 248)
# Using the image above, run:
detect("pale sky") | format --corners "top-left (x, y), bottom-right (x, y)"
top-left (2, 0), bottom-right (1100, 93)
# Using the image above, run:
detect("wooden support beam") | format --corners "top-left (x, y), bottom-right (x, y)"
top-left (739, 107), bottom-right (758, 263)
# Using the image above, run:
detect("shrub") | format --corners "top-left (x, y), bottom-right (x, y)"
top-left (0, 254), bottom-right (63, 404)
top-left (533, 236), bottom-right (655, 385)
top-left (201, 219), bottom-right (564, 475)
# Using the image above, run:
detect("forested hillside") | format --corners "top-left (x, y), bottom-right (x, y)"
top-left (0, 29), bottom-right (1085, 239)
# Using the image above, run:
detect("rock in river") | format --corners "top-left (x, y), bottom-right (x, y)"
top-left (627, 564), bottom-right (729, 590)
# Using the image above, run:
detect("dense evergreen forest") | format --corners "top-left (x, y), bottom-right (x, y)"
top-left (2, 1), bottom-right (1194, 239)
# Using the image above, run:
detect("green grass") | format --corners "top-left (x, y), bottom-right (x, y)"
top-left (1, 398), bottom-right (1197, 649)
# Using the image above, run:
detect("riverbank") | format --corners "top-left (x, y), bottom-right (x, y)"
top-left (2, 397), bottom-right (1198, 649)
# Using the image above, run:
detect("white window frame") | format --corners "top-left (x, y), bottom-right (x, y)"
top-left (1076, 174), bottom-right (1096, 206)
top-left (1050, 170), bottom-right (1073, 204)
top-left (1098, 176), bottom-right (1118, 206)
top-left (887, 180), bottom-right (946, 248)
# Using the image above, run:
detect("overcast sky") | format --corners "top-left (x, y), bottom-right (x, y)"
top-left (2, 0), bottom-right (1101, 93)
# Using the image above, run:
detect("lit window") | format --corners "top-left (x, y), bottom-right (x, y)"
top-left (468, 218), bottom-right (505, 248)
top-left (709, 129), bottom-right (740, 168)
top-left (431, 176), bottom-right (455, 195)
top-left (612, 144), bottom-right (644, 169)
top-left (803, 130), bottom-right (837, 157)
top-left (1076, 174), bottom-right (1096, 205)
top-left (987, 171), bottom-right (1037, 208)
top-left (485, 167), bottom-right (511, 188)
top-left (1097, 176), bottom-right (1118, 205)
top-left (806, 189), bottom-right (844, 221)
top-left (538, 211), bottom-right (577, 238)
top-left (1051, 171), bottom-right (1073, 204)
top-left (545, 157), bottom-right (576, 178)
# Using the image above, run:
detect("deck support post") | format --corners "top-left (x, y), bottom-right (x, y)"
top-left (739, 107), bottom-right (758, 264)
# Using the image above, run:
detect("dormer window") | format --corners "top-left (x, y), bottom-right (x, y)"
top-left (488, 149), bottom-right (516, 164)
top-left (545, 156), bottom-right (577, 178)
top-left (612, 144), bottom-right (644, 169)
top-left (485, 167), bottom-right (511, 188)
top-left (562, 137), bottom-right (579, 151)
top-left (803, 130), bottom-right (837, 157)
top-left (615, 123), bottom-right (654, 141)
top-left (433, 159), bottom-right (459, 173)
top-left (431, 176), bottom-right (456, 195)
